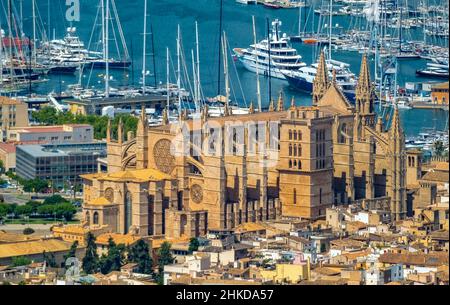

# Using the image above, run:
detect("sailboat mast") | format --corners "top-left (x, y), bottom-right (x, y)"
top-left (142, 0), bottom-right (148, 94)
top-left (267, 18), bottom-right (272, 104)
top-left (177, 25), bottom-right (182, 114)
top-left (195, 21), bottom-right (201, 110)
top-left (7, 0), bottom-right (14, 86)
top-left (217, 0), bottom-right (223, 96)
top-left (166, 47), bottom-right (170, 109)
top-left (329, 0), bottom-right (333, 61)
top-left (151, 24), bottom-right (157, 87)
top-left (252, 16), bottom-right (261, 112)
top-left (32, 0), bottom-right (36, 65)
top-left (298, 5), bottom-right (302, 36)
top-left (222, 32), bottom-right (229, 110)
top-left (191, 49), bottom-right (198, 111)
top-left (101, 0), bottom-right (106, 61)
top-left (105, 0), bottom-right (110, 98)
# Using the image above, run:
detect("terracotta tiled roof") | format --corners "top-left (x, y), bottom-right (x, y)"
top-left (95, 233), bottom-right (141, 246)
top-left (81, 168), bottom-right (172, 183)
top-left (379, 252), bottom-right (449, 267)
top-left (0, 238), bottom-right (80, 259)
top-left (421, 171), bottom-right (449, 183)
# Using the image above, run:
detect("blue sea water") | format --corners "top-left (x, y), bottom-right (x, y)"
top-left (6, 0), bottom-right (450, 136)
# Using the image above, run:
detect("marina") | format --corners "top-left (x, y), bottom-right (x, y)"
top-left (0, 0), bottom-right (448, 142)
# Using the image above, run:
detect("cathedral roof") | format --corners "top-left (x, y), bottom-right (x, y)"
top-left (81, 168), bottom-right (172, 183)
top-left (89, 197), bottom-right (114, 206)
top-left (317, 83), bottom-right (353, 115)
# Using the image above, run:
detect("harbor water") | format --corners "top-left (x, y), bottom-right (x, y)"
top-left (13, 0), bottom-right (450, 136)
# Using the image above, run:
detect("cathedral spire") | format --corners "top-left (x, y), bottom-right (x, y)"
top-left (162, 108), bottom-right (169, 125)
top-left (137, 106), bottom-right (147, 136)
top-left (268, 99), bottom-right (275, 112)
top-left (312, 50), bottom-right (329, 105)
top-left (290, 96), bottom-right (296, 109)
top-left (106, 118), bottom-right (111, 142)
top-left (277, 90), bottom-right (284, 111)
top-left (357, 54), bottom-right (371, 92)
top-left (249, 101), bottom-right (255, 114)
top-left (390, 105), bottom-right (403, 138)
top-left (355, 54), bottom-right (375, 117)
top-left (118, 117), bottom-right (124, 144)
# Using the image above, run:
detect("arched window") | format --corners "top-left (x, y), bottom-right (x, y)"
top-left (293, 131), bottom-right (297, 141)
top-left (293, 188), bottom-right (297, 205)
top-left (298, 161), bottom-right (302, 170)
top-left (124, 192), bottom-right (132, 234)
top-left (93, 212), bottom-right (99, 225)
top-left (293, 144), bottom-right (297, 156)
top-left (289, 160), bottom-right (292, 168)
top-left (85, 212), bottom-right (90, 224)
top-left (289, 144), bottom-right (293, 156)
top-left (298, 131), bottom-right (302, 141)
top-left (338, 123), bottom-right (347, 144)
top-left (289, 130), bottom-right (292, 140)
top-left (298, 145), bottom-right (302, 156)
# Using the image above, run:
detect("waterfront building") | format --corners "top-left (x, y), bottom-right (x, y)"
top-left (7, 124), bottom-right (94, 144)
top-left (81, 53), bottom-right (408, 239)
top-left (431, 82), bottom-right (449, 105)
top-left (0, 97), bottom-right (29, 141)
top-left (16, 142), bottom-right (106, 188)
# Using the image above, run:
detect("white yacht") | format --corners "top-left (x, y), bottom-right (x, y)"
top-left (282, 58), bottom-right (357, 100)
top-left (235, 0), bottom-right (257, 4)
top-left (233, 19), bottom-right (306, 80)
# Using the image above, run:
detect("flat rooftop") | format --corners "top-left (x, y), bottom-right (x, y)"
top-left (17, 142), bottom-right (106, 158)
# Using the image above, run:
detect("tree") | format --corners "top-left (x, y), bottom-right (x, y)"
top-left (82, 233), bottom-right (99, 274)
top-left (0, 204), bottom-right (7, 218)
top-left (128, 239), bottom-right (153, 275)
top-left (54, 203), bottom-right (77, 221)
top-left (99, 238), bottom-right (126, 274)
top-left (43, 195), bottom-right (68, 205)
top-left (188, 238), bottom-right (200, 253)
top-left (15, 205), bottom-right (33, 217)
top-left (64, 241), bottom-right (79, 263)
top-left (156, 242), bottom-right (174, 284)
top-left (11, 256), bottom-right (32, 267)
top-left (433, 140), bottom-right (446, 157)
top-left (42, 251), bottom-right (57, 268)
top-left (23, 228), bottom-right (35, 235)
top-left (0, 160), bottom-right (4, 174)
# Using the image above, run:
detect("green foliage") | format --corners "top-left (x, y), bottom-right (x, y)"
top-left (156, 242), bottom-right (174, 284)
top-left (36, 202), bottom-right (76, 221)
top-left (32, 107), bottom-right (139, 140)
top-left (15, 205), bottom-right (33, 217)
top-left (22, 178), bottom-right (49, 193)
top-left (42, 251), bottom-right (57, 268)
top-left (0, 160), bottom-right (4, 173)
top-left (188, 238), bottom-right (200, 253)
top-left (23, 228), bottom-right (35, 235)
top-left (64, 241), bottom-right (79, 263)
top-left (0, 204), bottom-right (7, 217)
top-left (128, 239), bottom-right (153, 275)
top-left (11, 256), bottom-right (32, 267)
top-left (82, 233), bottom-right (99, 274)
top-left (43, 195), bottom-right (68, 205)
top-left (433, 140), bottom-right (447, 157)
top-left (99, 238), bottom-right (126, 275)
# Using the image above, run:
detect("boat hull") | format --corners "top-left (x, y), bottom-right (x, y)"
top-left (284, 73), bottom-right (356, 101)
top-left (416, 70), bottom-right (449, 79)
